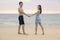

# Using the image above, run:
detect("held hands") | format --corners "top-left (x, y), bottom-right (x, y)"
top-left (26, 14), bottom-right (30, 17)
top-left (28, 14), bottom-right (34, 17)
top-left (27, 15), bottom-right (31, 17)
top-left (27, 14), bottom-right (34, 17)
top-left (28, 15), bottom-right (30, 17)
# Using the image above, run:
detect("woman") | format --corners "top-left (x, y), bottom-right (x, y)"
top-left (32, 5), bottom-right (44, 35)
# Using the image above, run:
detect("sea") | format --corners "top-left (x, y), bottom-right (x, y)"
top-left (0, 14), bottom-right (60, 25)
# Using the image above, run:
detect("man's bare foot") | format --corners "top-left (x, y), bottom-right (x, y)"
top-left (23, 33), bottom-right (28, 35)
top-left (18, 32), bottom-right (22, 34)
top-left (35, 33), bottom-right (37, 35)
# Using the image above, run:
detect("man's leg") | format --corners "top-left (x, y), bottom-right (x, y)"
top-left (18, 25), bottom-right (21, 34)
top-left (22, 25), bottom-right (26, 34)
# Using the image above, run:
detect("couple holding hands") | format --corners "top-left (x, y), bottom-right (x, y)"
top-left (18, 1), bottom-right (44, 35)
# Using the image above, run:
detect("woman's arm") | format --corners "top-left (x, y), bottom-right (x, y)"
top-left (33, 12), bottom-right (38, 15)
top-left (31, 11), bottom-right (39, 16)
top-left (32, 6), bottom-right (42, 16)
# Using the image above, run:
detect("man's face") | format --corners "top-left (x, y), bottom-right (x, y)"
top-left (19, 3), bottom-right (23, 7)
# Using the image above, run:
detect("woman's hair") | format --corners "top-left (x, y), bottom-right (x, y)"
top-left (19, 1), bottom-right (23, 5)
top-left (38, 5), bottom-right (41, 10)
top-left (38, 5), bottom-right (42, 13)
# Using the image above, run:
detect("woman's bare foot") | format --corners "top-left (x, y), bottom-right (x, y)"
top-left (42, 32), bottom-right (44, 35)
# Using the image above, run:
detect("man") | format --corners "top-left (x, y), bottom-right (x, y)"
top-left (18, 1), bottom-right (29, 34)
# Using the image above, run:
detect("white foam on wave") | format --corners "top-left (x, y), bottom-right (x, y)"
top-left (3, 22), bottom-right (18, 25)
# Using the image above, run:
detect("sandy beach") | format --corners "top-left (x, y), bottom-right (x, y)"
top-left (0, 24), bottom-right (60, 40)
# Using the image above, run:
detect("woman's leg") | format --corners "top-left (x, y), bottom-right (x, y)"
top-left (35, 22), bottom-right (38, 35)
top-left (39, 23), bottom-right (44, 35)
top-left (18, 25), bottom-right (21, 34)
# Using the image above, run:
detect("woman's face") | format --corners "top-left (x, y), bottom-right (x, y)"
top-left (37, 5), bottom-right (40, 10)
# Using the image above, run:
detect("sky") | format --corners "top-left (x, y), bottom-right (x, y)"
top-left (0, 0), bottom-right (60, 14)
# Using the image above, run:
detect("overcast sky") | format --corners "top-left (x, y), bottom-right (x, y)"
top-left (0, 0), bottom-right (60, 14)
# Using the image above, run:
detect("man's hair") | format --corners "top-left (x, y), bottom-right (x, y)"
top-left (19, 1), bottom-right (23, 5)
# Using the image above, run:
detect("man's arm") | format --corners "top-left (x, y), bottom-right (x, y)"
top-left (23, 12), bottom-right (29, 17)
top-left (18, 8), bottom-right (29, 17)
